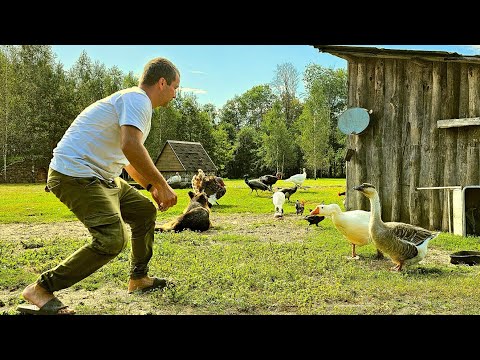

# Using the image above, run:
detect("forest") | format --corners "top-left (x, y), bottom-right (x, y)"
top-left (0, 45), bottom-right (348, 182)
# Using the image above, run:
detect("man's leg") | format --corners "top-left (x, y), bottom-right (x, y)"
top-left (116, 178), bottom-right (166, 293)
top-left (22, 169), bottom-right (129, 311)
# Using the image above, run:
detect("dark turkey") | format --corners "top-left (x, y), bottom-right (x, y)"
top-left (244, 175), bottom-right (269, 195)
top-left (259, 173), bottom-right (280, 191)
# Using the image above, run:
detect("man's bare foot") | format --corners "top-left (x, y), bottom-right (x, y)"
top-left (22, 282), bottom-right (75, 314)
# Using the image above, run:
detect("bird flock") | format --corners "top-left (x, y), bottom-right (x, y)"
top-left (166, 168), bottom-right (441, 272)
top-left (242, 173), bottom-right (440, 271)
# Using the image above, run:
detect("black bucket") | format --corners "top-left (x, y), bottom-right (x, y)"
top-left (450, 251), bottom-right (480, 266)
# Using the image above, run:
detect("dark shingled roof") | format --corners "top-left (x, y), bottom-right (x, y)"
top-left (155, 140), bottom-right (217, 173)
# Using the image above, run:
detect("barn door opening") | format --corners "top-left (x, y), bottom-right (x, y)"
top-left (453, 186), bottom-right (480, 237)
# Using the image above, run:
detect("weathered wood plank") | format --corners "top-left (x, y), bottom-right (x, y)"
top-left (437, 118), bottom-right (480, 128)
top-left (434, 63), bottom-right (447, 230)
top-left (427, 62), bottom-right (442, 230)
top-left (364, 59), bottom-right (378, 210)
top-left (456, 63), bottom-right (469, 187)
top-left (407, 62), bottom-right (422, 226)
top-left (399, 59), bottom-right (412, 223)
top-left (391, 59), bottom-right (404, 222)
top-left (372, 58), bottom-right (387, 220)
top-left (354, 59), bottom-right (368, 211)
top-left (441, 62), bottom-right (460, 231)
top-left (417, 62), bottom-right (437, 229)
top-left (381, 59), bottom-right (394, 222)
top-left (345, 61), bottom-right (356, 210)
top-left (466, 65), bottom-right (480, 184)
top-left (345, 60), bottom-right (358, 211)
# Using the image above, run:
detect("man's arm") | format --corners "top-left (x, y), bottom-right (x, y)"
top-left (123, 163), bottom-right (149, 190)
top-left (121, 125), bottom-right (177, 210)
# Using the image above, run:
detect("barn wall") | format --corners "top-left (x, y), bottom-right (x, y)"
top-left (345, 56), bottom-right (480, 232)
top-left (154, 145), bottom-right (184, 172)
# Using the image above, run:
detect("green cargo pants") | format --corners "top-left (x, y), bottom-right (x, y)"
top-left (37, 168), bottom-right (158, 293)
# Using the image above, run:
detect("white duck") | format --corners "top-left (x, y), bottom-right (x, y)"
top-left (310, 203), bottom-right (383, 260)
top-left (284, 168), bottom-right (307, 188)
top-left (353, 183), bottom-right (440, 271)
top-left (273, 191), bottom-right (286, 218)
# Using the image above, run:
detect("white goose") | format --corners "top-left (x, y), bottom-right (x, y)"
top-left (353, 183), bottom-right (440, 271)
top-left (310, 203), bottom-right (383, 260)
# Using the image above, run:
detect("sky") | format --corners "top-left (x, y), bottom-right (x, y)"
top-left (51, 45), bottom-right (480, 110)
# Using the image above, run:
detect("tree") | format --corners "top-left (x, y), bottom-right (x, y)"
top-left (302, 64), bottom-right (348, 177)
top-left (241, 85), bottom-right (276, 129)
top-left (271, 62), bottom-right (300, 128)
top-left (228, 126), bottom-right (262, 179)
top-left (0, 46), bottom-right (12, 180)
top-left (295, 83), bottom-right (330, 179)
top-left (210, 124), bottom-right (233, 177)
top-left (13, 46), bottom-right (63, 177)
top-left (218, 95), bottom-right (247, 131)
top-left (261, 101), bottom-right (296, 175)
top-left (123, 71), bottom-right (138, 88)
top-left (147, 102), bottom-right (181, 160)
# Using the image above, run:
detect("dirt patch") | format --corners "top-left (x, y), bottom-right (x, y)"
top-left (0, 212), bottom-right (316, 244)
top-left (206, 212), bottom-right (320, 243)
top-left (0, 222), bottom-right (90, 242)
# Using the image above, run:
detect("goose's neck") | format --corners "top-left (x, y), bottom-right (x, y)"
top-left (369, 192), bottom-right (383, 225)
top-left (329, 204), bottom-right (342, 218)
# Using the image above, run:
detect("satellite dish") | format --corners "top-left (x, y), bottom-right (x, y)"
top-left (338, 107), bottom-right (370, 135)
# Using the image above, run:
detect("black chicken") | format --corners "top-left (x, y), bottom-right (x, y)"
top-left (259, 173), bottom-right (281, 191)
top-left (295, 200), bottom-right (305, 216)
top-left (278, 184), bottom-right (299, 202)
top-left (304, 215), bottom-right (325, 226)
top-left (244, 175), bottom-right (269, 195)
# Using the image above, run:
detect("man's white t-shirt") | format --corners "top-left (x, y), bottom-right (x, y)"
top-left (50, 87), bottom-right (152, 181)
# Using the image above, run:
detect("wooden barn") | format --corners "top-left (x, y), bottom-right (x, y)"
top-left (154, 140), bottom-right (218, 182)
top-left (314, 45), bottom-right (480, 233)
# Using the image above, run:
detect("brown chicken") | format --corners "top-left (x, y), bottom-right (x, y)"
top-left (191, 169), bottom-right (226, 206)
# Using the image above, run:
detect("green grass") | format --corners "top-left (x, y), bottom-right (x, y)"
top-left (2, 178), bottom-right (480, 315)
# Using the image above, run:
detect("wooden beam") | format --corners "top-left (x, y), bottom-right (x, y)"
top-left (437, 117), bottom-right (480, 128)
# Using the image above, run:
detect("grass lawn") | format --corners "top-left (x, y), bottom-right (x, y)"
top-left (1, 178), bottom-right (480, 315)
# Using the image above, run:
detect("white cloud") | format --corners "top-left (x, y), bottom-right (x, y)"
top-left (190, 70), bottom-right (207, 75)
top-left (467, 45), bottom-right (480, 53)
top-left (180, 87), bottom-right (207, 95)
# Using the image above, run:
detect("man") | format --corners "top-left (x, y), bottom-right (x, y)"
top-left (18, 57), bottom-right (179, 315)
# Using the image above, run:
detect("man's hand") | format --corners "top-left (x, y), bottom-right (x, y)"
top-left (150, 184), bottom-right (177, 211)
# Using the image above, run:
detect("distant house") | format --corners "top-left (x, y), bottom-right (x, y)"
top-left (154, 140), bottom-right (218, 183)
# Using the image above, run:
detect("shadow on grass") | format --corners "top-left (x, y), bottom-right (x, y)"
top-left (404, 266), bottom-right (445, 275)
